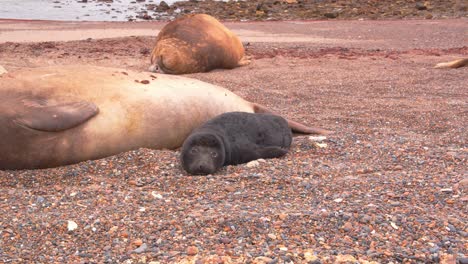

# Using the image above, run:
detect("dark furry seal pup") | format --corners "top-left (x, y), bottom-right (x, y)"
top-left (181, 112), bottom-right (292, 175)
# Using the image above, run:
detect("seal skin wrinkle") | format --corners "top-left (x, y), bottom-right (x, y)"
top-left (149, 14), bottom-right (250, 74)
top-left (181, 112), bottom-right (293, 175)
top-left (0, 65), bottom-right (330, 170)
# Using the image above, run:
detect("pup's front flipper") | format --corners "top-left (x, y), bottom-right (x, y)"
top-left (255, 146), bottom-right (289, 159)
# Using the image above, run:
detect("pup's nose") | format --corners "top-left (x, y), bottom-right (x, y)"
top-left (199, 165), bottom-right (207, 172)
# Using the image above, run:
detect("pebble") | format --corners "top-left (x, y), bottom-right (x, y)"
top-left (246, 160), bottom-right (260, 167)
top-left (309, 136), bottom-right (327, 142)
top-left (132, 243), bottom-right (147, 254)
top-left (253, 256), bottom-right (274, 263)
top-left (315, 142), bottom-right (328, 148)
top-left (440, 188), bottom-right (453, 193)
top-left (67, 220), bottom-right (78, 231)
top-left (342, 222), bottom-right (353, 232)
top-left (151, 191), bottom-right (163, 199)
top-left (304, 250), bottom-right (318, 262)
top-left (415, 2), bottom-right (427, 10)
top-left (225, 186), bottom-right (236, 192)
top-left (133, 239), bottom-right (143, 246)
top-left (186, 245), bottom-right (198, 256)
top-left (457, 178), bottom-right (468, 189)
top-left (335, 254), bottom-right (358, 263)
top-left (267, 233), bottom-right (277, 240)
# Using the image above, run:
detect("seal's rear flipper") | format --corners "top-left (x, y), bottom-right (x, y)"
top-left (15, 98), bottom-right (99, 132)
top-left (237, 56), bottom-right (251, 67)
top-left (434, 58), bottom-right (468, 69)
top-left (253, 103), bottom-right (333, 135)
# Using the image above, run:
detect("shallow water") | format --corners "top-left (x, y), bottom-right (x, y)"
top-left (0, 0), bottom-right (176, 21)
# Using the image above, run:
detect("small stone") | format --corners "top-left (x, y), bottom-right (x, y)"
top-left (225, 186), bottom-right (236, 192)
top-left (304, 250), bottom-right (318, 262)
top-left (133, 239), bottom-right (143, 247)
top-left (186, 246), bottom-right (198, 256)
top-left (108, 226), bottom-right (118, 234)
top-left (246, 160), bottom-right (260, 168)
top-left (132, 243), bottom-right (147, 254)
top-left (457, 178), bottom-right (468, 189)
top-left (440, 188), bottom-right (453, 193)
top-left (278, 213), bottom-right (288, 220)
top-left (342, 222), bottom-right (353, 232)
top-left (151, 191), bottom-right (163, 199)
top-left (157, 1), bottom-right (169, 11)
top-left (140, 47), bottom-right (150, 55)
top-left (425, 13), bottom-right (433, 19)
top-left (334, 198), bottom-right (343, 203)
top-left (67, 220), bottom-right (78, 231)
top-left (220, 237), bottom-right (231, 244)
top-left (336, 254), bottom-right (358, 263)
top-left (440, 253), bottom-right (456, 264)
top-left (390, 222), bottom-right (399, 230)
top-left (415, 2), bottom-right (427, 10)
top-left (309, 136), bottom-right (327, 142)
top-left (316, 142), bottom-right (328, 148)
top-left (253, 256), bottom-right (274, 263)
top-left (267, 233), bottom-right (277, 240)
top-left (324, 11), bottom-right (339, 18)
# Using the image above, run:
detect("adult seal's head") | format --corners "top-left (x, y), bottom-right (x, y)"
top-left (149, 14), bottom-right (250, 74)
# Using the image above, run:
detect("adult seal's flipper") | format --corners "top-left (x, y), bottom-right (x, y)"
top-left (253, 103), bottom-right (333, 135)
top-left (15, 99), bottom-right (99, 132)
top-left (434, 58), bottom-right (468, 69)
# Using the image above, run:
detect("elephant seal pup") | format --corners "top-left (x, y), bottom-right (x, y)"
top-left (149, 14), bottom-right (250, 74)
top-left (0, 65), bottom-right (330, 170)
top-left (181, 112), bottom-right (292, 175)
top-left (434, 58), bottom-right (468, 69)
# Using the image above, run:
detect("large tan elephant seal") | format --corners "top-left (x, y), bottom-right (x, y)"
top-left (149, 14), bottom-right (250, 74)
top-left (0, 65), bottom-right (330, 170)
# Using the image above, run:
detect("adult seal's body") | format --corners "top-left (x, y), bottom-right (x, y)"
top-left (181, 112), bottom-right (292, 175)
top-left (0, 65), bottom-right (330, 170)
top-left (149, 14), bottom-right (250, 74)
